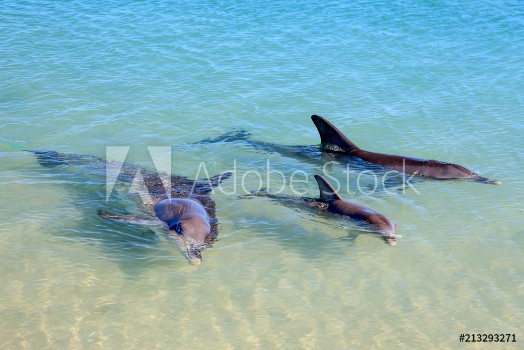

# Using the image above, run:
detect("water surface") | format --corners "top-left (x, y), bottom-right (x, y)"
top-left (1, 1), bottom-right (523, 348)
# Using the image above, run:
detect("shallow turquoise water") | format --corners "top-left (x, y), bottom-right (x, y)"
top-left (1, 1), bottom-right (524, 348)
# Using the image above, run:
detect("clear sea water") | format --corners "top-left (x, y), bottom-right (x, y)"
top-left (1, 1), bottom-right (523, 349)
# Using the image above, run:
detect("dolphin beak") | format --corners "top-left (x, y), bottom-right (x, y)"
top-left (169, 232), bottom-right (203, 265)
top-left (384, 233), bottom-right (397, 246)
top-left (185, 247), bottom-right (203, 266)
top-left (180, 236), bottom-right (207, 266)
top-left (487, 179), bottom-right (502, 185)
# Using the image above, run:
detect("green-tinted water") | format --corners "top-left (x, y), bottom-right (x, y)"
top-left (1, 1), bottom-right (523, 348)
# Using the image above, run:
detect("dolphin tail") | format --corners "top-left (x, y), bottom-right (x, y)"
top-left (27, 149), bottom-right (102, 167)
top-left (311, 115), bottom-right (360, 153)
top-left (26, 149), bottom-right (68, 167)
top-left (314, 175), bottom-right (343, 202)
top-left (194, 129), bottom-right (251, 144)
top-left (203, 171), bottom-right (233, 187)
top-left (188, 171), bottom-right (233, 195)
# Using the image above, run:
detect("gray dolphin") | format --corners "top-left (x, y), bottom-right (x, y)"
top-left (194, 117), bottom-right (500, 185)
top-left (248, 175), bottom-right (398, 245)
top-left (311, 115), bottom-right (501, 184)
top-left (99, 197), bottom-right (216, 265)
top-left (29, 149), bottom-right (230, 265)
top-left (313, 175), bottom-right (398, 245)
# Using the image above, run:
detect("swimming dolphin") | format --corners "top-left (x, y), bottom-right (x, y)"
top-left (194, 117), bottom-right (500, 185)
top-left (313, 175), bottom-right (398, 245)
top-left (311, 115), bottom-right (501, 184)
top-left (29, 149), bottom-right (231, 265)
top-left (99, 197), bottom-right (217, 265)
top-left (247, 175), bottom-right (398, 245)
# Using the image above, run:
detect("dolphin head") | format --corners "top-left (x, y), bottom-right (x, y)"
top-left (171, 216), bottom-right (211, 265)
top-left (155, 198), bottom-right (213, 265)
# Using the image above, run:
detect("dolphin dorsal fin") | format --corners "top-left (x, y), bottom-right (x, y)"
top-left (314, 175), bottom-right (343, 202)
top-left (311, 115), bottom-right (360, 153)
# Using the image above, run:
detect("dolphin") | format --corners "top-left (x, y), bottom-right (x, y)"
top-left (313, 175), bottom-right (398, 245)
top-left (248, 175), bottom-right (398, 245)
top-left (29, 149), bottom-right (231, 265)
top-left (194, 117), bottom-right (500, 185)
top-left (99, 198), bottom-right (216, 265)
top-left (311, 115), bottom-right (501, 184)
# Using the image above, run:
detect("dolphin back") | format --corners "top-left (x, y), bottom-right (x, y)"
top-left (314, 175), bottom-right (343, 202)
top-left (311, 115), bottom-right (360, 153)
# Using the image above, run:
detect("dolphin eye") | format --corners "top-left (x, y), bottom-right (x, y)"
top-left (173, 222), bottom-right (182, 234)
